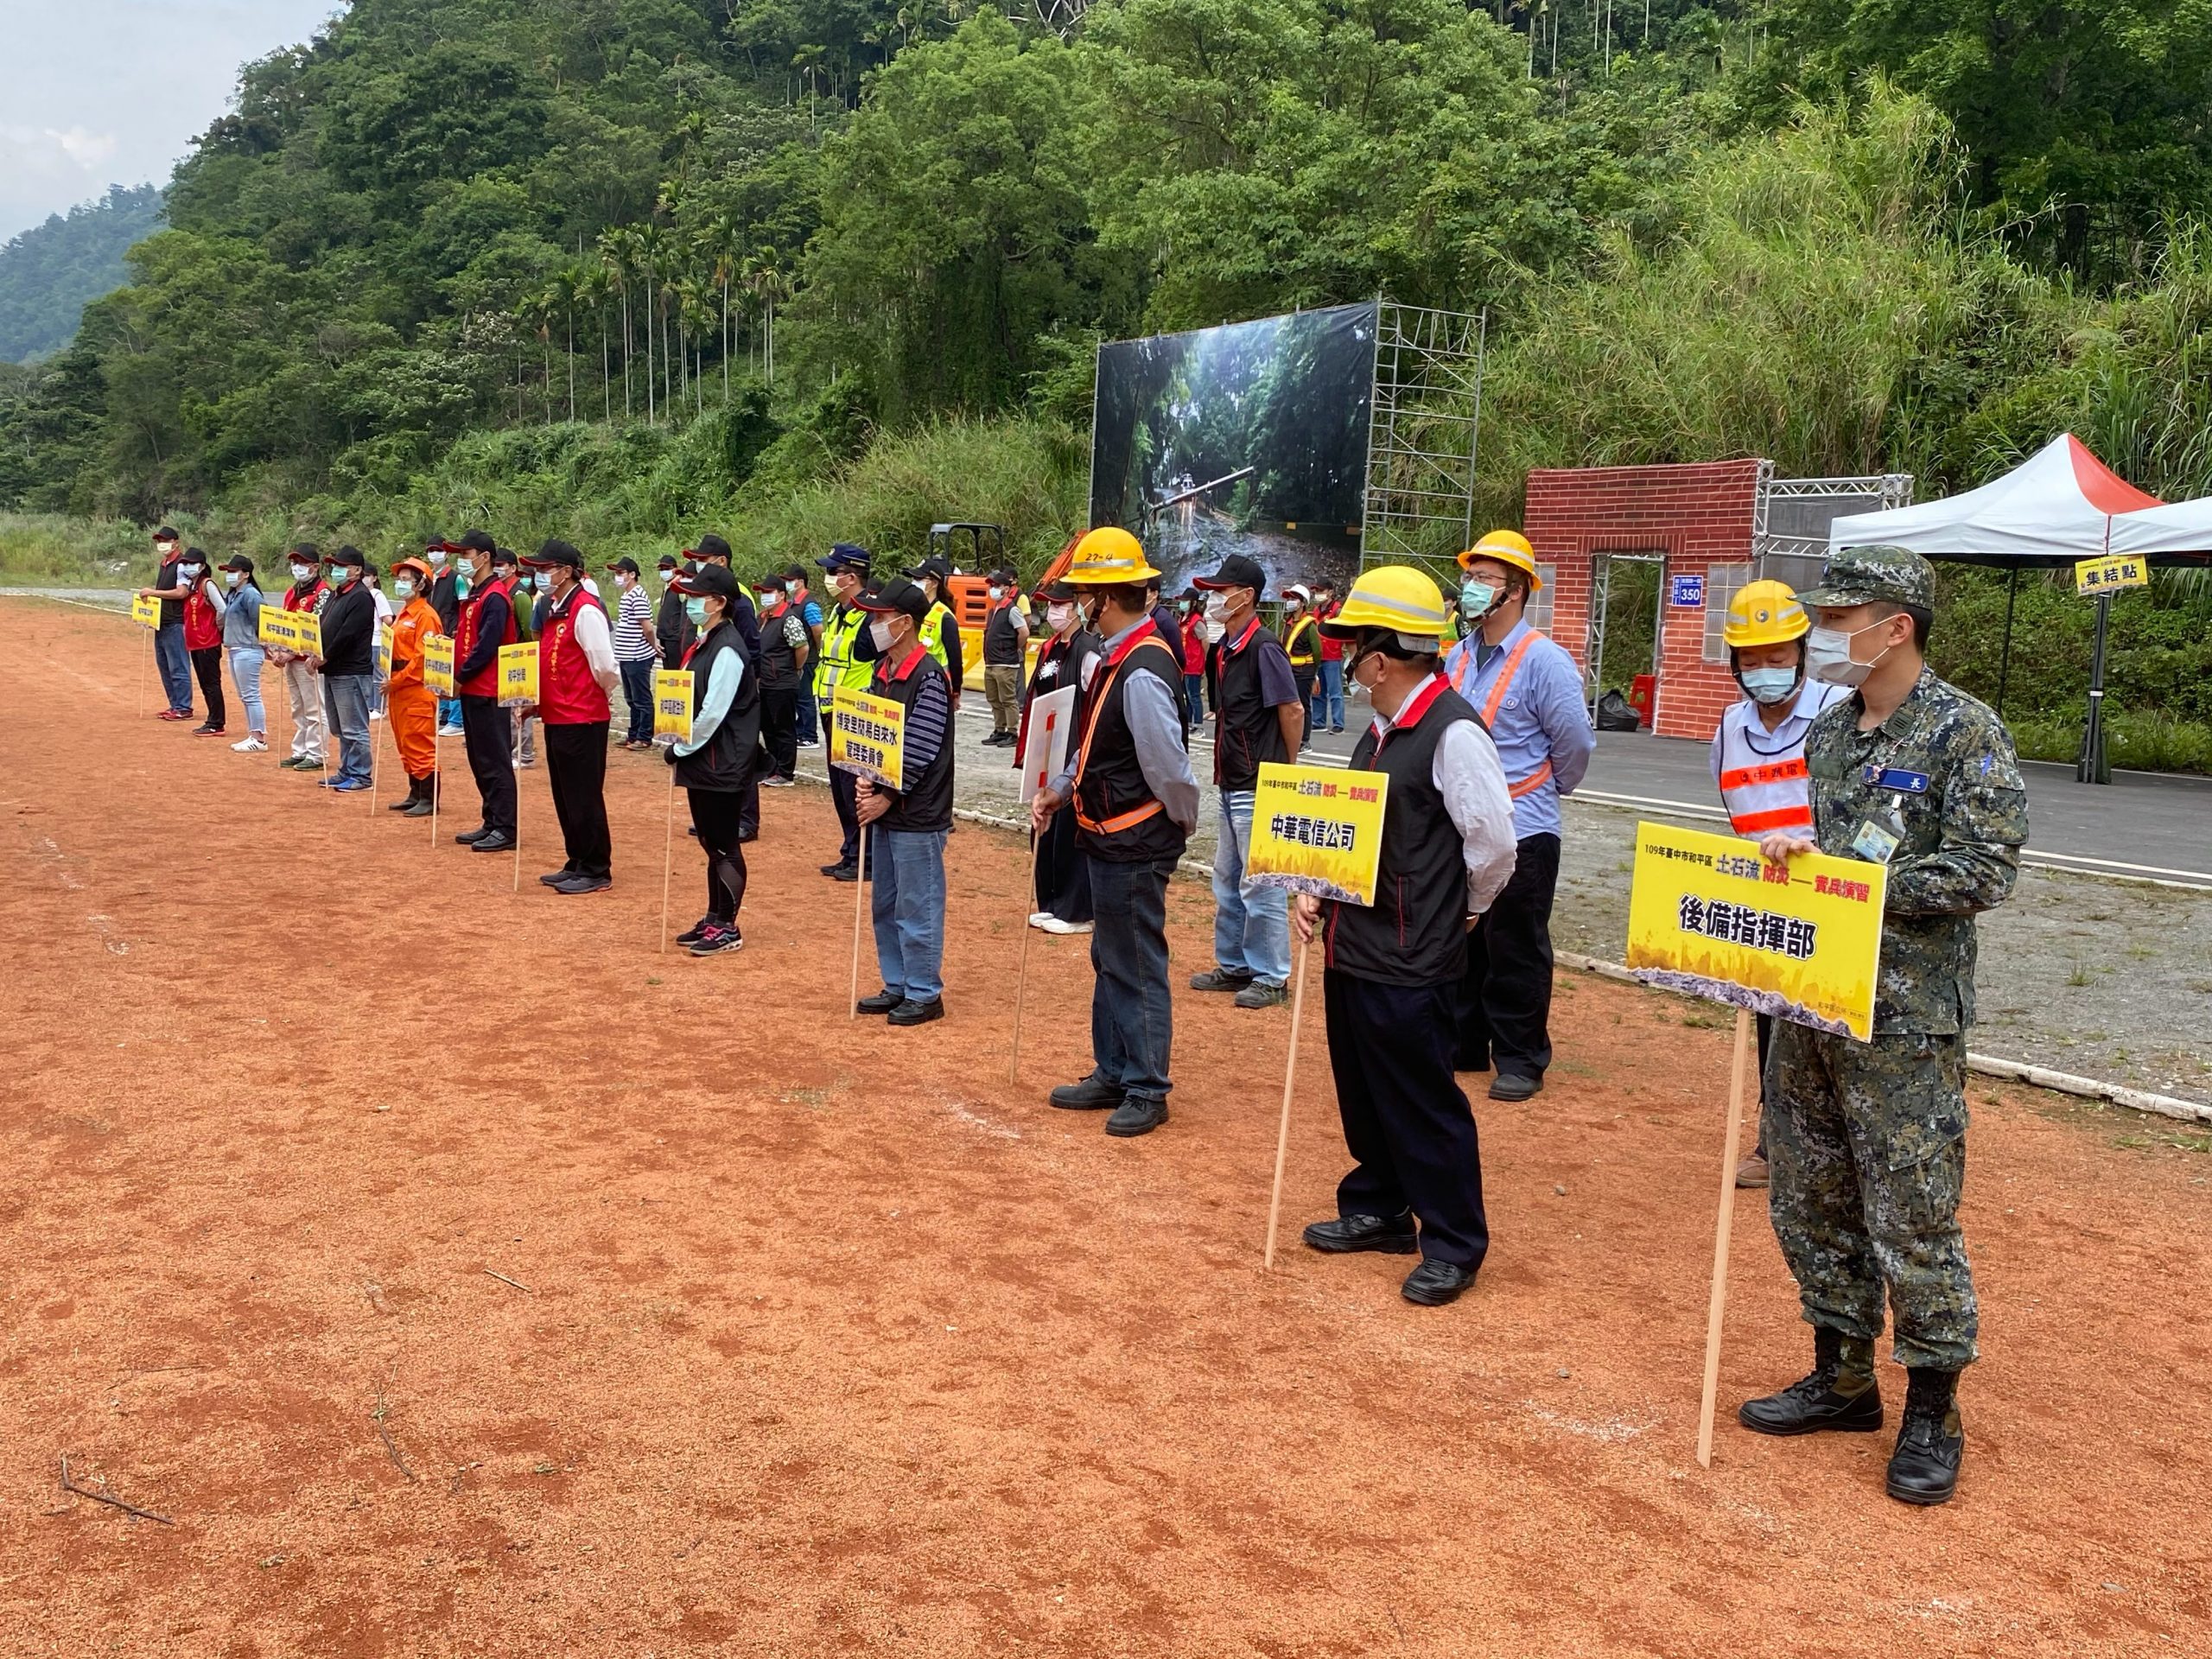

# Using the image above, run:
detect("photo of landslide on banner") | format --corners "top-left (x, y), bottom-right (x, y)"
top-left (1624, 820), bottom-right (1885, 1042)
top-left (1089, 302), bottom-right (1376, 594)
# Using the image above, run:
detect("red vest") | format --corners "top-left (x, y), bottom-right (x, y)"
top-left (539, 587), bottom-right (610, 724)
top-left (454, 575), bottom-right (518, 697)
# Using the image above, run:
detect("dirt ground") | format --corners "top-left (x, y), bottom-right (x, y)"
top-left (4, 599), bottom-right (2209, 1658)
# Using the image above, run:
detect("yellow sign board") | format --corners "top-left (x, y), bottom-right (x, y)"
top-left (373, 622), bottom-right (392, 677)
top-left (828, 687), bottom-right (906, 791)
top-left (130, 594), bottom-right (159, 630)
top-left (257, 606), bottom-right (285, 649)
top-left (1625, 820), bottom-right (1886, 1042)
top-left (1246, 761), bottom-right (1391, 905)
top-left (497, 641), bottom-right (538, 708)
top-left (422, 633), bottom-right (454, 696)
top-left (2075, 554), bottom-right (2149, 595)
top-left (292, 610), bottom-right (322, 658)
top-left (653, 668), bottom-right (694, 741)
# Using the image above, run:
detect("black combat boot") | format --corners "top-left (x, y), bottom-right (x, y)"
top-left (1738, 1325), bottom-right (1884, 1436)
top-left (1885, 1367), bottom-right (1964, 1505)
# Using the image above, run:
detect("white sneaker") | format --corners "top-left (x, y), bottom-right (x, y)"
top-left (232, 734), bottom-right (269, 753)
top-left (437, 722), bottom-right (464, 737)
top-left (762, 775), bottom-right (797, 789)
top-left (369, 709), bottom-right (385, 720)
top-left (1039, 917), bottom-right (1093, 936)
top-left (1027, 911), bottom-right (1053, 928)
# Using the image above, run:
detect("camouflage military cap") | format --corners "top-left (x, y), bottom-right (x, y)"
top-left (1800, 543), bottom-right (1936, 610)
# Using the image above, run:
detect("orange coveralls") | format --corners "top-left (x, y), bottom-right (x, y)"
top-left (387, 595), bottom-right (442, 780)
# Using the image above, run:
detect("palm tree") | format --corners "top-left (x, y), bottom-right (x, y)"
top-left (744, 251), bottom-right (793, 386)
top-left (597, 228), bottom-right (637, 420)
top-left (633, 222), bottom-right (671, 423)
top-left (708, 214), bottom-right (745, 404)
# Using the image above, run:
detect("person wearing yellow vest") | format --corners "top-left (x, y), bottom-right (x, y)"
top-left (1711, 579), bottom-right (1849, 1188)
top-left (1441, 529), bottom-right (1595, 1102)
top-left (902, 556), bottom-right (966, 710)
top-left (814, 543), bottom-right (880, 880)
top-left (1281, 584), bottom-right (1321, 742)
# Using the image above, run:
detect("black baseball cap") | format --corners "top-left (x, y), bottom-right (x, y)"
top-left (490, 546), bottom-right (520, 569)
top-left (904, 556), bottom-right (952, 582)
top-left (328, 544), bottom-right (366, 568)
top-left (988, 567), bottom-right (1018, 585)
top-left (219, 554), bottom-right (255, 574)
top-left (655, 552), bottom-right (680, 570)
top-left (288, 542), bottom-right (320, 562)
top-left (673, 563), bottom-right (740, 599)
top-left (1193, 554), bottom-right (1267, 595)
top-left (457, 528), bottom-right (497, 555)
top-left (1038, 579), bottom-right (1080, 602)
top-left (153, 526), bottom-right (180, 542)
top-left (690, 533), bottom-right (733, 563)
top-left (781, 563), bottom-right (808, 582)
top-left (608, 556), bottom-right (641, 575)
top-left (855, 575), bottom-right (930, 622)
top-left (525, 539), bottom-right (583, 569)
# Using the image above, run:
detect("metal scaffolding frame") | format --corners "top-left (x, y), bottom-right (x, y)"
top-left (1361, 301), bottom-right (1488, 588)
top-left (1754, 467), bottom-right (1915, 582)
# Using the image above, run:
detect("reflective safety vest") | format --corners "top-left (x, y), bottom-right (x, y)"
top-left (1452, 629), bottom-right (1553, 799)
top-left (1713, 692), bottom-right (1831, 836)
top-left (818, 602), bottom-right (874, 696)
top-left (1284, 613), bottom-right (1319, 668)
top-left (918, 600), bottom-right (956, 670)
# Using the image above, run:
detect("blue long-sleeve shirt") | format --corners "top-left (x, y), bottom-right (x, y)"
top-left (1442, 619), bottom-right (1595, 841)
top-left (674, 644), bottom-right (746, 756)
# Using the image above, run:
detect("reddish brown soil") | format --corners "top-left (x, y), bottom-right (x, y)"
top-left (3, 600), bottom-right (2208, 1657)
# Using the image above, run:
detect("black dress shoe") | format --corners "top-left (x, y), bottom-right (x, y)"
top-left (470, 831), bottom-right (516, 853)
top-left (855, 988), bottom-right (903, 1015)
top-left (1885, 1369), bottom-right (1964, 1505)
top-left (1489, 1072), bottom-right (1542, 1101)
top-left (1401, 1258), bottom-right (1477, 1306)
top-left (821, 861), bottom-right (855, 877)
top-left (1103, 1096), bottom-right (1168, 1137)
top-left (454, 826), bottom-right (492, 844)
top-left (830, 864), bottom-right (858, 882)
top-left (1048, 1074), bottom-right (1123, 1111)
top-left (1301, 1212), bottom-right (1419, 1255)
top-left (887, 997), bottom-right (944, 1027)
top-left (738, 828), bottom-right (758, 843)
top-left (553, 873), bottom-right (611, 895)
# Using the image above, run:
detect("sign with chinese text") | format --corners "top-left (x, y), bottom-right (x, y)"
top-left (2074, 555), bottom-right (2148, 596)
top-left (374, 622), bottom-right (392, 677)
top-left (130, 594), bottom-right (160, 630)
top-left (291, 610), bottom-right (321, 658)
top-left (828, 688), bottom-right (906, 790)
top-left (422, 633), bottom-right (454, 696)
top-left (1246, 762), bottom-right (1391, 906)
top-left (652, 668), bottom-right (694, 742)
top-left (497, 642), bottom-right (537, 708)
top-left (257, 606), bottom-right (287, 650)
top-left (1625, 820), bottom-right (1885, 1041)
top-left (1017, 685), bottom-right (1075, 804)
top-left (1669, 574), bottom-right (1706, 608)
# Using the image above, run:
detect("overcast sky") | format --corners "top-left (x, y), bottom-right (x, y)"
top-left (1, 1), bottom-right (344, 243)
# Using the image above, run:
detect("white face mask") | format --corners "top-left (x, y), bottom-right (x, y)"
top-left (224, 571), bottom-right (243, 588)
top-left (290, 563), bottom-right (315, 582)
top-left (428, 549), bottom-right (446, 566)
top-left (1199, 618), bottom-right (1225, 644)
top-left (868, 618), bottom-right (895, 652)
top-left (757, 592), bottom-right (779, 609)
top-left (1806, 621), bottom-right (1891, 688)
top-left (1738, 664), bottom-right (1800, 705)
top-left (181, 563), bottom-right (203, 578)
top-left (988, 585), bottom-right (1006, 601)
top-left (1046, 602), bottom-right (1075, 632)
top-left (1203, 591), bottom-right (1230, 625)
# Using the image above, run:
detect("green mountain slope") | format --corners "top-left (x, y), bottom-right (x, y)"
top-left (0, 185), bottom-right (166, 363)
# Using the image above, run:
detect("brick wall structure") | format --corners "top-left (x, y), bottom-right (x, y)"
top-left (1522, 459), bottom-right (1764, 741)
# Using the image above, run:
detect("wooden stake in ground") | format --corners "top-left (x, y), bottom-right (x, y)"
top-left (511, 718), bottom-right (524, 893)
top-left (366, 708), bottom-right (384, 812)
top-left (1262, 940), bottom-right (1314, 1271)
top-left (847, 817), bottom-right (870, 1020)
top-left (1007, 834), bottom-right (1046, 1082)
top-left (429, 730), bottom-right (440, 848)
top-left (1696, 1005), bottom-right (1756, 1469)
top-left (137, 627), bottom-right (149, 718)
top-left (658, 761), bottom-right (679, 953)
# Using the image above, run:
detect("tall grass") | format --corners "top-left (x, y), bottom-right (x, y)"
top-left (0, 512), bottom-right (175, 586)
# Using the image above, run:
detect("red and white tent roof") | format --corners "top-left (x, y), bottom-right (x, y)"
top-left (1828, 434), bottom-right (2164, 567)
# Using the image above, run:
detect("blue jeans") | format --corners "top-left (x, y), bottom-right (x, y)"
top-left (322, 673), bottom-right (374, 784)
top-left (620, 658), bottom-right (655, 744)
top-left (796, 672), bottom-right (820, 744)
top-left (1087, 855), bottom-right (1177, 1102)
top-left (1313, 659), bottom-right (1345, 730)
top-left (868, 825), bottom-right (948, 1002)
top-left (227, 646), bottom-right (266, 735)
top-left (438, 696), bottom-right (461, 729)
top-left (1184, 671), bottom-right (1206, 728)
top-left (155, 624), bottom-right (192, 713)
top-left (1211, 790), bottom-right (1291, 986)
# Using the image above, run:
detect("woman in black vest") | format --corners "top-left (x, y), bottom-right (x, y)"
top-left (1288, 568), bottom-right (1519, 1307)
top-left (1019, 578), bottom-right (1100, 931)
top-left (666, 564), bottom-right (761, 957)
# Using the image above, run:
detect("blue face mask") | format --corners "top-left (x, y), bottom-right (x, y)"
top-left (1459, 580), bottom-right (1497, 620)
top-left (684, 598), bottom-right (709, 626)
top-left (1739, 665), bottom-right (1801, 705)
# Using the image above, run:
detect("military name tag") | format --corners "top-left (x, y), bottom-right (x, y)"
top-left (1860, 766), bottom-right (1929, 793)
top-left (1850, 818), bottom-right (1901, 864)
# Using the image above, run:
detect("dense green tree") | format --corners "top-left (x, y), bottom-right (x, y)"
top-left (0, 185), bottom-right (167, 363)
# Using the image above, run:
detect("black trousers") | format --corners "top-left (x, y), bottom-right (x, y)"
top-left (544, 719), bottom-right (612, 877)
top-left (1326, 969), bottom-right (1490, 1270)
top-left (829, 764), bottom-right (859, 867)
top-left (760, 685), bottom-right (798, 780)
top-left (1293, 665), bottom-right (1318, 744)
top-left (689, 786), bottom-right (749, 925)
top-left (189, 646), bottom-right (226, 729)
top-left (1033, 804), bottom-right (1092, 923)
top-left (459, 695), bottom-right (516, 834)
top-left (1456, 830), bottom-right (1560, 1079)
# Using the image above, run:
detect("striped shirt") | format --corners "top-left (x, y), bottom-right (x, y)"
top-left (613, 584), bottom-right (658, 662)
top-left (904, 671), bottom-right (951, 774)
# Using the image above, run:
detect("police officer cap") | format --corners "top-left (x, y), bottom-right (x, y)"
top-left (819, 543), bottom-right (871, 574)
top-left (1799, 543), bottom-right (1936, 611)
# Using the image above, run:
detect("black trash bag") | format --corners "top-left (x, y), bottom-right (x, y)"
top-left (1595, 689), bottom-right (1641, 732)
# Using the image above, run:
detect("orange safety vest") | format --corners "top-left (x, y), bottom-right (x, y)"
top-left (1457, 631), bottom-right (1554, 800)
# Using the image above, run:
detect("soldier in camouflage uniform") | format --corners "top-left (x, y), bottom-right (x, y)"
top-left (1737, 543), bottom-right (2029, 1507)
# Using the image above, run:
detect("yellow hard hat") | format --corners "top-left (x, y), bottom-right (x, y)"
top-left (1721, 580), bottom-right (1809, 649)
top-left (1458, 528), bottom-right (1541, 588)
top-left (1318, 565), bottom-right (1453, 642)
top-left (1063, 526), bottom-right (1161, 585)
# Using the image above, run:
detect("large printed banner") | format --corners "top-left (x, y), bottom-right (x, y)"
top-left (652, 669), bottom-right (694, 742)
top-left (1245, 761), bottom-right (1390, 906)
top-left (1017, 685), bottom-right (1076, 804)
top-left (423, 634), bottom-right (454, 696)
top-left (130, 594), bottom-right (160, 630)
top-left (828, 687), bottom-right (906, 791)
top-left (1625, 821), bottom-right (1885, 1041)
top-left (497, 642), bottom-right (538, 709)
